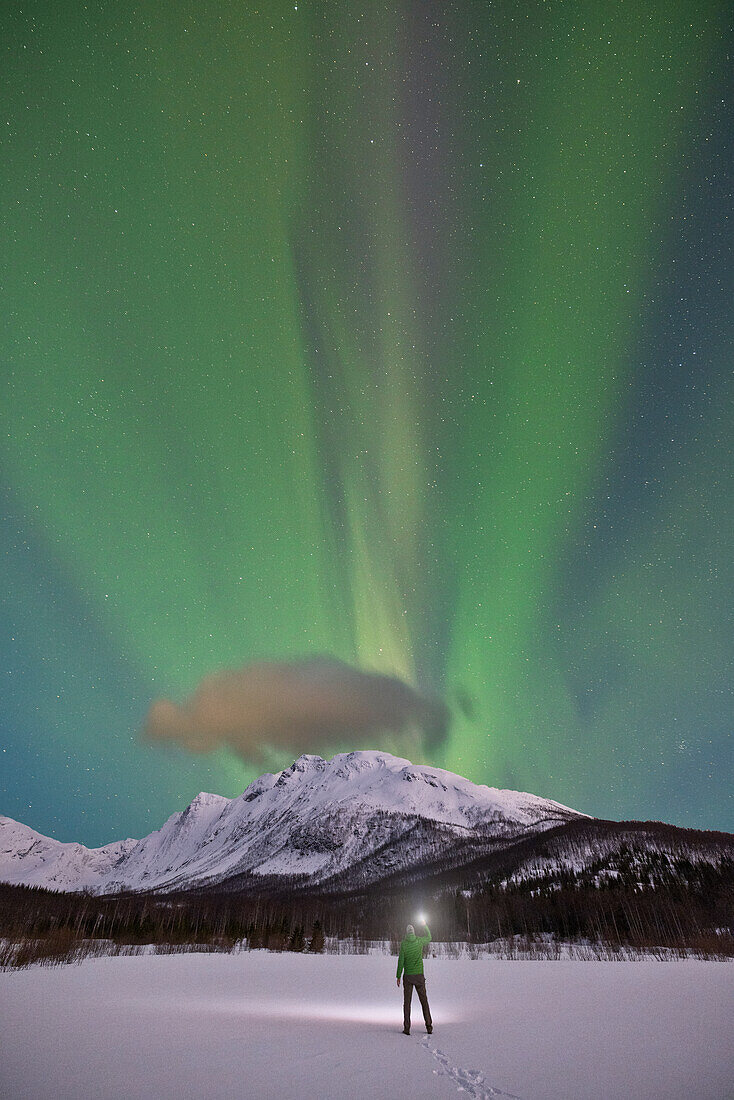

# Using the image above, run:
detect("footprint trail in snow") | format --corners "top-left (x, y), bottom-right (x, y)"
top-left (419, 1036), bottom-right (525, 1100)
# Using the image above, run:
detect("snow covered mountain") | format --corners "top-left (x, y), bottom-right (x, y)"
top-left (0, 816), bottom-right (137, 892)
top-left (0, 751), bottom-right (584, 894)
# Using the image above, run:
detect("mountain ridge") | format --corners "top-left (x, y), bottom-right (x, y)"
top-left (1, 750), bottom-right (585, 893)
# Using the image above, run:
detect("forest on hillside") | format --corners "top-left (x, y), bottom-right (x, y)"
top-left (2, 847), bottom-right (732, 968)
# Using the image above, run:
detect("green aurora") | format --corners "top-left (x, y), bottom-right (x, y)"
top-left (2, 2), bottom-right (732, 843)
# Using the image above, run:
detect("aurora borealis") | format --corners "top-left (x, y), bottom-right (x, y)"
top-left (2, 2), bottom-right (732, 845)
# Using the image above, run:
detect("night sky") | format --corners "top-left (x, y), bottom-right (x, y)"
top-left (2, 2), bottom-right (732, 846)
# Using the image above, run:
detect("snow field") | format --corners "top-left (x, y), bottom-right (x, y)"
top-left (1, 952), bottom-right (732, 1100)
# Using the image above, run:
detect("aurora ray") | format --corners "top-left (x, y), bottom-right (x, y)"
top-left (1, 1), bottom-right (731, 844)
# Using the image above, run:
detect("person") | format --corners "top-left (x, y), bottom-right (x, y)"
top-left (396, 920), bottom-right (433, 1035)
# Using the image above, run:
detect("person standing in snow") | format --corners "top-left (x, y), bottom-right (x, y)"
top-left (396, 920), bottom-right (433, 1035)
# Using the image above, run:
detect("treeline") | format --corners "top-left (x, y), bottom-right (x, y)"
top-left (0, 882), bottom-right (328, 958)
top-left (1, 848), bottom-right (732, 968)
top-left (454, 851), bottom-right (734, 954)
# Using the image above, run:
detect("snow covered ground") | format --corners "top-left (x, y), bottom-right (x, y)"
top-left (1, 952), bottom-right (732, 1100)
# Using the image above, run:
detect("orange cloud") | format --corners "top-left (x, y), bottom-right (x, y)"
top-left (144, 657), bottom-right (448, 761)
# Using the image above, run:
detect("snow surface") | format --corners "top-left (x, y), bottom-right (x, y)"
top-left (1, 751), bottom-right (585, 893)
top-left (1, 952), bottom-right (732, 1100)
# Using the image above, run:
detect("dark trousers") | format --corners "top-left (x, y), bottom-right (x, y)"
top-left (403, 973), bottom-right (432, 1032)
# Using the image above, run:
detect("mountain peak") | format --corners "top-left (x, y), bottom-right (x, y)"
top-left (189, 791), bottom-right (229, 809)
top-left (286, 754), bottom-right (327, 773)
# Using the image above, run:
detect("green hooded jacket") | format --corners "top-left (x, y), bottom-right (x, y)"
top-left (396, 925), bottom-right (431, 978)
